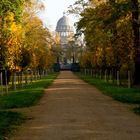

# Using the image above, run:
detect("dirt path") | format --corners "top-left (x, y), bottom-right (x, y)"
top-left (10, 71), bottom-right (140, 140)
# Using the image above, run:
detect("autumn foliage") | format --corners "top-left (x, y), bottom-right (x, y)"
top-left (70, 0), bottom-right (140, 85)
top-left (0, 0), bottom-right (56, 72)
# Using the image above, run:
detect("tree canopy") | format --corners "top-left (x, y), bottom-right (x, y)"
top-left (69, 0), bottom-right (140, 84)
top-left (0, 0), bottom-right (56, 71)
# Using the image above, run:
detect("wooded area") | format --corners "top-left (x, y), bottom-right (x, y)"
top-left (69, 0), bottom-right (140, 85)
top-left (0, 0), bottom-right (57, 76)
top-left (0, 0), bottom-right (140, 86)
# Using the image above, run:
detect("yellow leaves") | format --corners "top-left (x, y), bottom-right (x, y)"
top-left (22, 14), bottom-right (55, 69)
top-left (7, 28), bottom-right (22, 69)
top-left (5, 12), bottom-right (14, 23)
top-left (54, 33), bottom-right (61, 45)
top-left (77, 0), bottom-right (135, 70)
top-left (8, 22), bottom-right (23, 46)
top-left (4, 11), bottom-right (23, 43)
top-left (89, 0), bottom-right (107, 7)
top-left (0, 0), bottom-right (55, 70)
top-left (117, 14), bottom-right (131, 28)
top-left (10, 22), bottom-right (22, 33)
top-left (1, 12), bottom-right (23, 69)
top-left (10, 23), bottom-right (18, 32)
top-left (80, 51), bottom-right (93, 67)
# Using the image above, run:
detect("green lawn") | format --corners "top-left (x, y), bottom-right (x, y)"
top-left (0, 72), bottom-right (58, 140)
top-left (0, 73), bottom-right (58, 109)
top-left (76, 73), bottom-right (140, 115)
top-left (0, 111), bottom-right (25, 140)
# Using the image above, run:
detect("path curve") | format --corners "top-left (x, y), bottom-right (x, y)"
top-left (10, 71), bottom-right (140, 140)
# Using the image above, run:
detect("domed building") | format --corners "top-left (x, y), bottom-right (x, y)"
top-left (55, 14), bottom-right (74, 67)
top-left (56, 14), bottom-right (74, 47)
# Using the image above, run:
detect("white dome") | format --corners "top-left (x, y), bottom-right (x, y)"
top-left (56, 15), bottom-right (74, 32)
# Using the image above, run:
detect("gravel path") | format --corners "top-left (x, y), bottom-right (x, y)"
top-left (10, 71), bottom-right (140, 140)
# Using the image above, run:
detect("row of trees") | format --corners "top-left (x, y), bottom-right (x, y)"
top-left (69, 0), bottom-right (140, 85)
top-left (0, 0), bottom-right (56, 74)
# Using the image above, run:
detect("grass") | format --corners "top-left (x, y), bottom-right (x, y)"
top-left (76, 73), bottom-right (140, 114)
top-left (0, 72), bottom-right (58, 140)
top-left (0, 111), bottom-right (25, 140)
top-left (0, 73), bottom-right (58, 109)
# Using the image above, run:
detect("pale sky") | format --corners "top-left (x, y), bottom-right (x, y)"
top-left (39, 0), bottom-right (77, 31)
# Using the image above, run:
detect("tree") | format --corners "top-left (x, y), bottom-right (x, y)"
top-left (22, 15), bottom-right (54, 71)
top-left (132, 0), bottom-right (140, 84)
top-left (73, 0), bottom-right (139, 84)
top-left (68, 0), bottom-right (89, 16)
top-left (0, 0), bottom-right (24, 68)
top-left (51, 33), bottom-right (62, 63)
top-left (0, 0), bottom-right (55, 72)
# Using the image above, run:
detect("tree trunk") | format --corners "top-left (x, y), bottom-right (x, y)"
top-left (132, 0), bottom-right (140, 85)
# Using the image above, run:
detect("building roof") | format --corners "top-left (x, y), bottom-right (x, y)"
top-left (56, 15), bottom-right (74, 32)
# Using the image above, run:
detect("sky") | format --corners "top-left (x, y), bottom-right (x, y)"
top-left (39, 0), bottom-right (77, 31)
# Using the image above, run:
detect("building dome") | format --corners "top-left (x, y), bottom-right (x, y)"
top-left (55, 14), bottom-right (75, 66)
top-left (56, 15), bottom-right (74, 32)
top-left (56, 15), bottom-right (74, 45)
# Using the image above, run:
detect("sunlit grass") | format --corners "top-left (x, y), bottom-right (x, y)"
top-left (0, 73), bottom-right (58, 109)
top-left (0, 73), bottom-right (58, 140)
top-left (76, 73), bottom-right (140, 114)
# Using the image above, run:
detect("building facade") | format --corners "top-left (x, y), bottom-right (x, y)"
top-left (56, 14), bottom-right (74, 67)
top-left (56, 14), bottom-right (74, 47)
